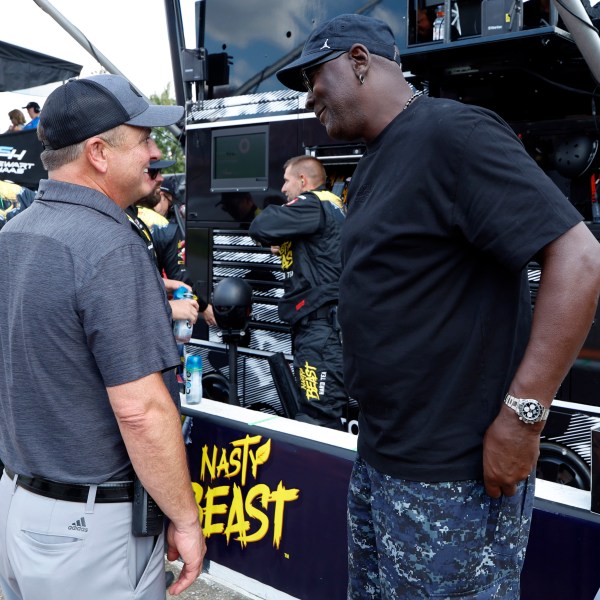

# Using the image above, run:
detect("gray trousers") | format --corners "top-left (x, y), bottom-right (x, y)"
top-left (0, 470), bottom-right (166, 600)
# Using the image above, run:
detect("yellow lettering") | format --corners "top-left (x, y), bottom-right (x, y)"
top-left (269, 481), bottom-right (300, 549)
top-left (217, 447), bottom-right (231, 478)
top-left (299, 361), bottom-right (320, 401)
top-left (280, 241), bottom-right (293, 270)
top-left (194, 435), bottom-right (301, 549)
top-left (244, 484), bottom-right (271, 544)
top-left (191, 482), bottom-right (204, 527)
top-left (224, 484), bottom-right (251, 545)
top-left (230, 434), bottom-right (263, 485)
top-left (248, 438), bottom-right (271, 479)
top-left (228, 447), bottom-right (242, 479)
top-left (200, 444), bottom-right (217, 480)
top-left (203, 485), bottom-right (229, 537)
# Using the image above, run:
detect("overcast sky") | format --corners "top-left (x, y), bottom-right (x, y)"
top-left (0, 0), bottom-right (197, 131)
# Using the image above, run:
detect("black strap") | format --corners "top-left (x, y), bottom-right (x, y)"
top-left (307, 303), bottom-right (336, 321)
top-left (4, 467), bottom-right (134, 503)
top-left (125, 208), bottom-right (158, 266)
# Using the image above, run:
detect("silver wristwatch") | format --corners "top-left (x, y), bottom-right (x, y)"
top-left (503, 394), bottom-right (550, 424)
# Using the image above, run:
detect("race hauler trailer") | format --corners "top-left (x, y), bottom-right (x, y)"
top-left (158, 1), bottom-right (600, 597)
top-left (167, 0), bottom-right (600, 485)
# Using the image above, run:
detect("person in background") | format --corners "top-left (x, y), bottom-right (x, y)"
top-left (0, 181), bottom-right (35, 230)
top-left (156, 177), bottom-right (178, 220)
top-left (249, 155), bottom-right (348, 430)
top-left (276, 13), bottom-right (600, 598)
top-left (217, 191), bottom-right (260, 225)
top-left (4, 110), bottom-right (26, 133)
top-left (0, 74), bottom-right (205, 600)
top-left (136, 169), bottom-right (171, 229)
top-left (136, 162), bottom-right (216, 327)
top-left (21, 102), bottom-right (41, 130)
top-left (125, 160), bottom-right (201, 332)
top-left (416, 7), bottom-right (434, 42)
top-left (157, 176), bottom-right (187, 227)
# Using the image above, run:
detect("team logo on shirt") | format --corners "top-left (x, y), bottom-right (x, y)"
top-left (279, 241), bottom-right (293, 270)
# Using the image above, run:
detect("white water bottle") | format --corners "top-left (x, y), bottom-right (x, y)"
top-left (432, 4), bottom-right (445, 41)
top-left (173, 287), bottom-right (194, 343)
top-left (185, 355), bottom-right (203, 404)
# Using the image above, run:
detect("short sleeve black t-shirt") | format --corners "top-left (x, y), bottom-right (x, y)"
top-left (339, 96), bottom-right (582, 481)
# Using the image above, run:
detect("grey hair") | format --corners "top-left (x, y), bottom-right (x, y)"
top-left (38, 124), bottom-right (127, 172)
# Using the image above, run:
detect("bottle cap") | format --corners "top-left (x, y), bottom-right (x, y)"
top-left (186, 355), bottom-right (203, 370)
top-left (173, 286), bottom-right (190, 299)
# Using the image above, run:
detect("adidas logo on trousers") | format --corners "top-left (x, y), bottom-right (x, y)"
top-left (68, 517), bottom-right (88, 532)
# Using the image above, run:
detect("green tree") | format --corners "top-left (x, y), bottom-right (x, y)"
top-left (149, 84), bottom-right (185, 174)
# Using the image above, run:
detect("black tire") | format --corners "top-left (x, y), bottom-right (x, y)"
top-left (536, 441), bottom-right (591, 490)
top-left (202, 372), bottom-right (230, 403)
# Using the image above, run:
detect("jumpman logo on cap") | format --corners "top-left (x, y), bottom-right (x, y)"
top-left (320, 39), bottom-right (331, 50)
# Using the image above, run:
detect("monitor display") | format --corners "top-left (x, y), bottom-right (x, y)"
top-left (211, 125), bottom-right (269, 192)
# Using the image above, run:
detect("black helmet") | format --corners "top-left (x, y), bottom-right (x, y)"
top-left (202, 372), bottom-right (230, 403)
top-left (553, 134), bottom-right (598, 178)
top-left (213, 278), bottom-right (253, 332)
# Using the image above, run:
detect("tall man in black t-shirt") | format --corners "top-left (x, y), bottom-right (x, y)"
top-left (277, 14), bottom-right (600, 599)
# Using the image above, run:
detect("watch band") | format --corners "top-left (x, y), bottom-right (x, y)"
top-left (504, 394), bottom-right (551, 423)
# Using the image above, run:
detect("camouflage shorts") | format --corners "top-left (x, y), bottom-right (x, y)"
top-left (347, 457), bottom-right (534, 599)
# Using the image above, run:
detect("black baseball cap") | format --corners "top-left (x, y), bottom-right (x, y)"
top-left (40, 74), bottom-right (183, 150)
top-left (276, 14), bottom-right (400, 92)
top-left (23, 102), bottom-right (41, 111)
top-left (160, 177), bottom-right (178, 197)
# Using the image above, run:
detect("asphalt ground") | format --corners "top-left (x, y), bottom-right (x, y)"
top-left (0, 558), bottom-right (252, 600)
top-left (166, 559), bottom-right (251, 600)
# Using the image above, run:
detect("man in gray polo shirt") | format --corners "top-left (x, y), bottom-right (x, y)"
top-left (0, 75), bottom-right (205, 599)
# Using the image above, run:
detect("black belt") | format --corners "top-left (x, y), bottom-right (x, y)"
top-left (4, 467), bottom-right (134, 503)
top-left (306, 303), bottom-right (336, 321)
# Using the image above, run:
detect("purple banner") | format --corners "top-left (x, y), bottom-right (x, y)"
top-left (185, 414), bottom-right (354, 599)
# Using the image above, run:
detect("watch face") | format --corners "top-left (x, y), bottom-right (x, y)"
top-left (519, 400), bottom-right (543, 423)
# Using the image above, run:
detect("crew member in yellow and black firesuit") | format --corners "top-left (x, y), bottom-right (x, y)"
top-left (249, 155), bottom-right (348, 430)
top-left (129, 160), bottom-right (215, 326)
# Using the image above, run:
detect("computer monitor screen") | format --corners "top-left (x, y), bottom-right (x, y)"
top-left (211, 125), bottom-right (269, 192)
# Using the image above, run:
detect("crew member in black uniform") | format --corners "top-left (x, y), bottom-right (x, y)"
top-left (132, 161), bottom-right (216, 326)
top-left (152, 178), bottom-right (191, 285)
top-left (136, 171), bottom-right (187, 281)
top-left (249, 155), bottom-right (348, 430)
